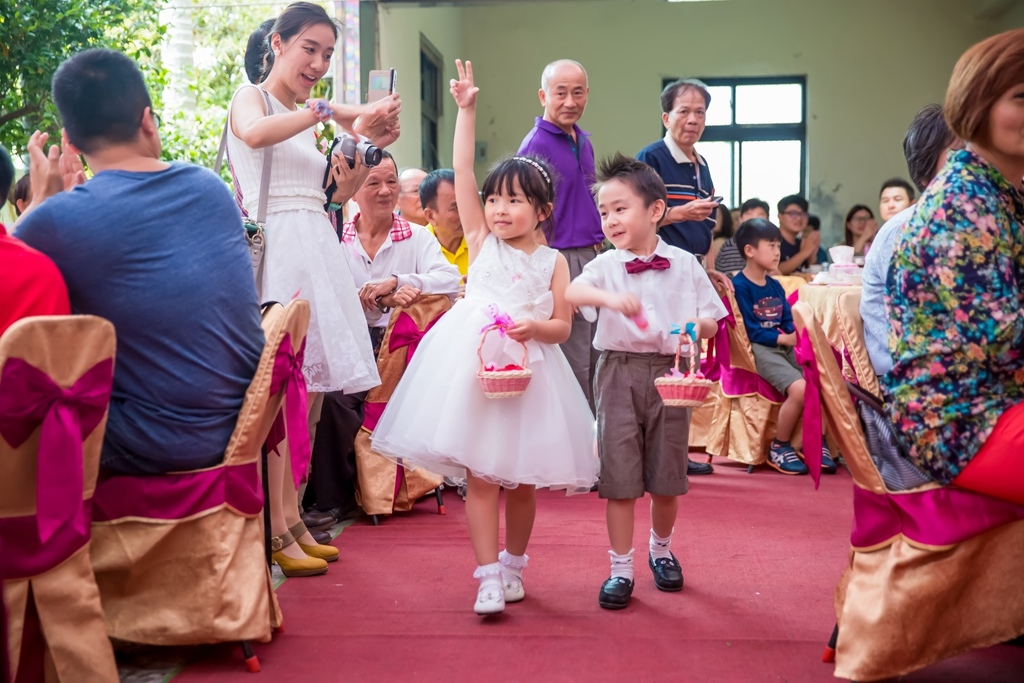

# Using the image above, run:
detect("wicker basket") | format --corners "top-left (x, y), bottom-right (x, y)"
top-left (655, 332), bottom-right (714, 408)
top-left (476, 325), bottom-right (532, 399)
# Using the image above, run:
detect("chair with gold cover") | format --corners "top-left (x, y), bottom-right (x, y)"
top-left (355, 294), bottom-right (451, 524)
top-left (702, 288), bottom-right (800, 471)
top-left (0, 315), bottom-right (119, 683)
top-left (89, 300), bottom-right (310, 672)
top-left (792, 301), bottom-right (1024, 682)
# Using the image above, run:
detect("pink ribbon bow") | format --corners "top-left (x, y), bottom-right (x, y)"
top-left (0, 357), bottom-right (114, 543)
top-left (481, 304), bottom-right (515, 337)
top-left (794, 330), bottom-right (823, 489)
top-left (266, 334), bottom-right (311, 489)
top-left (389, 311), bottom-right (441, 363)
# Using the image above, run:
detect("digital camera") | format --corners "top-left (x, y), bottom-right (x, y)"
top-left (329, 133), bottom-right (383, 169)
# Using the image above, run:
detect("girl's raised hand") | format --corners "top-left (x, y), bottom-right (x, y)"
top-left (449, 59), bottom-right (479, 109)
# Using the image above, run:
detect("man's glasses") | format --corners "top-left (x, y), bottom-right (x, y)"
top-left (140, 109), bottom-right (161, 128)
top-left (780, 210), bottom-right (808, 219)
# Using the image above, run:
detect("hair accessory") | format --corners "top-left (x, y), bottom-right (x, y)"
top-left (512, 156), bottom-right (552, 188)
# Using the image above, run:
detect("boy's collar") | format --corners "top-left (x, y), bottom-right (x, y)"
top-left (612, 236), bottom-right (677, 261)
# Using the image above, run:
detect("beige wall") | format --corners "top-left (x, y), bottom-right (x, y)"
top-left (377, 4), bottom-right (463, 170)
top-left (999, 0), bottom-right (1024, 30)
top-left (379, 0), bottom-right (1006, 242)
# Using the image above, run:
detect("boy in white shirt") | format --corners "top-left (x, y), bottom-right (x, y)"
top-left (566, 154), bottom-right (727, 610)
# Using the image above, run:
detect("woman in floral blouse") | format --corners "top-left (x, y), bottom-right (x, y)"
top-left (884, 28), bottom-right (1024, 504)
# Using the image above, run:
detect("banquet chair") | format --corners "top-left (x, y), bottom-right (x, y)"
top-left (703, 288), bottom-right (800, 470)
top-left (792, 301), bottom-right (1024, 682)
top-left (834, 290), bottom-right (881, 398)
top-left (90, 300), bottom-right (310, 672)
top-left (355, 295), bottom-right (451, 524)
top-left (0, 315), bottom-right (118, 683)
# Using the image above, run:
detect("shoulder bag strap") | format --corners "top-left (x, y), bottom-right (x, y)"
top-left (254, 87), bottom-right (274, 226)
top-left (215, 86), bottom-right (275, 226)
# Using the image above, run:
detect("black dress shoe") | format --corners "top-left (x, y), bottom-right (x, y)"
top-left (310, 528), bottom-right (332, 545)
top-left (301, 507), bottom-right (339, 531)
top-left (649, 552), bottom-right (684, 592)
top-left (687, 459), bottom-right (714, 475)
top-left (598, 576), bottom-right (634, 610)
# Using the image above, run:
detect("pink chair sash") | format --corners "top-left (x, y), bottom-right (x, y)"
top-left (714, 297), bottom-right (786, 402)
top-left (91, 462), bottom-right (262, 522)
top-left (0, 357), bottom-right (113, 544)
top-left (794, 331), bottom-right (824, 489)
top-left (388, 311), bottom-right (441, 364)
top-left (851, 485), bottom-right (1024, 549)
top-left (265, 334), bottom-right (310, 489)
top-left (0, 500), bottom-right (92, 579)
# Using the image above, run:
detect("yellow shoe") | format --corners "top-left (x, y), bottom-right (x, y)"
top-left (289, 521), bottom-right (339, 562)
top-left (297, 542), bottom-right (339, 562)
top-left (272, 530), bottom-right (328, 577)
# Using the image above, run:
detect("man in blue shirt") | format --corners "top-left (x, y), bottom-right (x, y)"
top-left (637, 78), bottom-right (732, 474)
top-left (16, 48), bottom-right (263, 475)
top-left (519, 59), bottom-right (603, 406)
top-left (637, 79), bottom-right (722, 258)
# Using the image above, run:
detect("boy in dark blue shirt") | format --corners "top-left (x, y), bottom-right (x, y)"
top-left (732, 219), bottom-right (836, 475)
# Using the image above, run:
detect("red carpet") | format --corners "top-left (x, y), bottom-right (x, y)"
top-left (173, 459), bottom-right (1024, 682)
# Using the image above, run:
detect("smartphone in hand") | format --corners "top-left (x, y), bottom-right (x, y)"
top-left (367, 68), bottom-right (397, 102)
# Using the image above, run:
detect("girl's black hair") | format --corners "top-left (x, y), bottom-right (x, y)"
top-left (245, 19), bottom-right (276, 84)
top-left (844, 204), bottom-right (874, 247)
top-left (480, 155), bottom-right (557, 238)
top-left (266, 2), bottom-right (340, 77)
top-left (714, 203), bottom-right (734, 239)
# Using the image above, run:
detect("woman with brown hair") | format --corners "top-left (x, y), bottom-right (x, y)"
top-left (884, 28), bottom-right (1024, 504)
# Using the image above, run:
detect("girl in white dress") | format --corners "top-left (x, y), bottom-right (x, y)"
top-left (227, 2), bottom-right (399, 576)
top-left (371, 60), bottom-right (598, 615)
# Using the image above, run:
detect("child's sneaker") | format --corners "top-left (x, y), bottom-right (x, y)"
top-left (821, 444), bottom-right (838, 474)
top-left (768, 440), bottom-right (809, 475)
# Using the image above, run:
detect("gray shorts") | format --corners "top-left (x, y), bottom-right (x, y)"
top-left (751, 343), bottom-right (802, 394)
top-left (595, 351), bottom-right (690, 500)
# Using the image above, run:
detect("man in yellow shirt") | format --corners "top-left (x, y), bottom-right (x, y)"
top-left (420, 169), bottom-right (468, 277)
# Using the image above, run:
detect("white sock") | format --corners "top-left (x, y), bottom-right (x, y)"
top-left (609, 548), bottom-right (635, 581)
top-left (498, 549), bottom-right (528, 584)
top-left (473, 562), bottom-right (504, 591)
top-left (650, 528), bottom-right (673, 561)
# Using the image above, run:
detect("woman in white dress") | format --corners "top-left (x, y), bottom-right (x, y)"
top-left (227, 1), bottom-right (400, 576)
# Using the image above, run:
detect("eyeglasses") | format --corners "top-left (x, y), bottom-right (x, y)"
top-left (140, 109), bottom-right (161, 128)
top-left (850, 216), bottom-right (873, 223)
top-left (780, 210), bottom-right (808, 219)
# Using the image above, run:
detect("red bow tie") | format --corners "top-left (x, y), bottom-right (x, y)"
top-left (625, 255), bottom-right (671, 274)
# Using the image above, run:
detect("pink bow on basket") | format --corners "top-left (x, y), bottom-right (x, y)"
top-left (480, 304), bottom-right (515, 337)
top-left (0, 357), bottom-right (114, 543)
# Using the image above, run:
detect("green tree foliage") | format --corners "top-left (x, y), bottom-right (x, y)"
top-left (1, 0), bottom-right (335, 178)
top-left (0, 0), bottom-right (164, 153)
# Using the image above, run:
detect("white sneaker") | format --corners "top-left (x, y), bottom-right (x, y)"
top-left (474, 582), bottom-right (505, 615)
top-left (503, 576), bottom-right (525, 603)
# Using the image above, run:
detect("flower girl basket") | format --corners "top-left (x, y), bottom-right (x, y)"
top-left (476, 324), bottom-right (532, 399)
top-left (655, 331), bottom-right (714, 408)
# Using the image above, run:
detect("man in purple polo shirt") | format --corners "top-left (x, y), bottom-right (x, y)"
top-left (518, 59), bottom-right (603, 406)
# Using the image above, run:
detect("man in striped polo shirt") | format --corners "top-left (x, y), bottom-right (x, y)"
top-left (637, 78), bottom-right (732, 475)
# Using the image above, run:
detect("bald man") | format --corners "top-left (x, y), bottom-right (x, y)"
top-left (518, 59), bottom-right (603, 407)
top-left (397, 167), bottom-right (429, 226)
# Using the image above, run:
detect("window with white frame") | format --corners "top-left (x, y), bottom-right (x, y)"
top-left (662, 76), bottom-right (807, 213)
